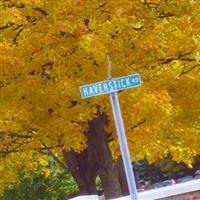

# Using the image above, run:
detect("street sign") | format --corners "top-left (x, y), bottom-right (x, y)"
top-left (80, 73), bottom-right (141, 98)
top-left (80, 73), bottom-right (142, 200)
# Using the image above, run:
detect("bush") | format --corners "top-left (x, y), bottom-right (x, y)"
top-left (0, 163), bottom-right (79, 200)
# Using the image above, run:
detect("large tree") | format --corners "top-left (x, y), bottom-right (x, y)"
top-left (0, 0), bottom-right (200, 198)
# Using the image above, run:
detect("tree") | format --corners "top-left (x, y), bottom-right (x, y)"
top-left (0, 0), bottom-right (200, 198)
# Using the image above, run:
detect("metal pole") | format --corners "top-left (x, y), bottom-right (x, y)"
top-left (110, 92), bottom-right (138, 200)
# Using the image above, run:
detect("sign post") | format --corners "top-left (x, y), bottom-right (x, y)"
top-left (110, 92), bottom-right (138, 200)
top-left (80, 73), bottom-right (142, 200)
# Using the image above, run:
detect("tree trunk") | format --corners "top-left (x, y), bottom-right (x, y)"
top-left (86, 113), bottom-right (123, 199)
top-left (63, 113), bottom-right (129, 199)
top-left (117, 157), bottom-right (129, 195)
top-left (63, 150), bottom-right (97, 195)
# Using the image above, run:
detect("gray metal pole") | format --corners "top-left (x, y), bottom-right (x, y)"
top-left (110, 92), bottom-right (138, 200)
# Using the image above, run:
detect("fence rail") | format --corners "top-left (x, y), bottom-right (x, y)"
top-left (69, 179), bottom-right (200, 200)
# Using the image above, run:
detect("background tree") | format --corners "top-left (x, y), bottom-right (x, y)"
top-left (0, 0), bottom-right (200, 198)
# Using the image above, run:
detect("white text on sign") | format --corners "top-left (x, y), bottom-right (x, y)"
top-left (80, 73), bottom-right (141, 98)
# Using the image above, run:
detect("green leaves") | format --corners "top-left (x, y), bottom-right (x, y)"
top-left (1, 163), bottom-right (79, 200)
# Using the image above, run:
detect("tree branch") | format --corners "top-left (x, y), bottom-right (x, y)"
top-left (159, 52), bottom-right (195, 64)
top-left (41, 143), bottom-right (68, 171)
top-left (179, 64), bottom-right (199, 77)
top-left (131, 119), bottom-right (146, 130)
top-left (7, 2), bottom-right (24, 8)
top-left (133, 26), bottom-right (144, 31)
top-left (33, 7), bottom-right (49, 16)
top-left (12, 25), bottom-right (24, 45)
top-left (158, 12), bottom-right (174, 19)
top-left (37, 144), bottom-right (63, 151)
top-left (0, 24), bottom-right (12, 30)
top-left (0, 149), bottom-right (18, 154)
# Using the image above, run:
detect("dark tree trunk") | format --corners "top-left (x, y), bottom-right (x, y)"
top-left (117, 157), bottom-right (129, 195)
top-left (63, 113), bottom-right (130, 199)
top-left (63, 150), bottom-right (97, 195)
top-left (86, 113), bottom-right (123, 199)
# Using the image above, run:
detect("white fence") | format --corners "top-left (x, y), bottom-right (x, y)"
top-left (69, 179), bottom-right (200, 200)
